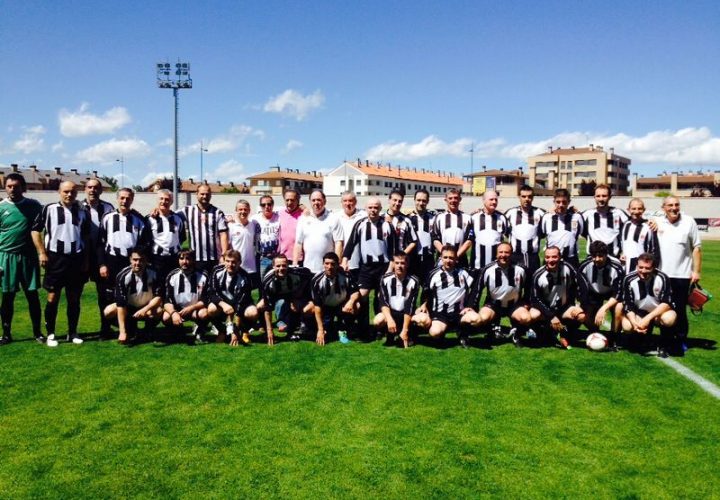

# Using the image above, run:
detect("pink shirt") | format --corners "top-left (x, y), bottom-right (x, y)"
top-left (278, 206), bottom-right (303, 258)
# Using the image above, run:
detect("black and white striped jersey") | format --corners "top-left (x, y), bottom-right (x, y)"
top-left (469, 211), bottom-right (509, 269)
top-left (505, 206), bottom-right (546, 255)
top-left (183, 204), bottom-right (228, 262)
top-left (82, 199), bottom-right (114, 248)
top-left (114, 266), bottom-right (162, 308)
top-left (386, 211), bottom-right (418, 254)
top-left (146, 211), bottom-right (186, 257)
top-left (577, 256), bottom-right (624, 302)
top-left (165, 268), bottom-right (210, 309)
top-left (378, 272), bottom-right (421, 315)
top-left (539, 211), bottom-right (584, 260)
top-left (476, 262), bottom-right (530, 309)
top-left (100, 210), bottom-right (150, 259)
top-left (261, 266), bottom-right (313, 306)
top-left (338, 209), bottom-right (366, 270)
top-left (409, 210), bottom-right (436, 261)
top-left (343, 217), bottom-right (396, 265)
top-left (425, 266), bottom-right (475, 316)
top-left (209, 264), bottom-right (253, 308)
top-left (311, 269), bottom-right (358, 308)
top-left (32, 202), bottom-right (91, 255)
top-left (431, 211), bottom-right (472, 251)
top-left (621, 270), bottom-right (673, 315)
top-left (531, 262), bottom-right (586, 318)
top-left (582, 207), bottom-right (629, 257)
top-left (620, 219), bottom-right (659, 273)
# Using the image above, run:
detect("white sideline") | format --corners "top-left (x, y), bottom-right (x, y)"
top-left (657, 357), bottom-right (720, 400)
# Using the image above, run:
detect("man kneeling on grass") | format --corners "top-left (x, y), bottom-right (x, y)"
top-left (258, 254), bottom-right (314, 346)
top-left (412, 245), bottom-right (480, 348)
top-left (311, 252), bottom-right (361, 346)
top-left (373, 252), bottom-right (420, 348)
top-left (619, 252), bottom-right (677, 358)
top-left (207, 249), bottom-right (258, 346)
top-left (103, 247), bottom-right (163, 344)
top-left (162, 250), bottom-right (210, 342)
top-left (529, 245), bottom-right (587, 349)
top-left (470, 242), bottom-right (538, 347)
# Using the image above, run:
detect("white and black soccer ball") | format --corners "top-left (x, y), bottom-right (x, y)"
top-left (586, 332), bottom-right (608, 352)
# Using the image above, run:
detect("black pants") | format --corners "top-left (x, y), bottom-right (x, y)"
top-left (511, 252), bottom-right (540, 276)
top-left (669, 278), bottom-right (690, 338)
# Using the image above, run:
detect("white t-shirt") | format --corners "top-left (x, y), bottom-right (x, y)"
top-left (295, 209), bottom-right (344, 273)
top-left (654, 213), bottom-right (701, 279)
top-left (338, 209), bottom-right (366, 270)
top-left (227, 219), bottom-right (260, 274)
top-left (252, 212), bottom-right (281, 258)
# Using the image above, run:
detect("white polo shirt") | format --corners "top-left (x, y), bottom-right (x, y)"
top-left (227, 218), bottom-right (259, 274)
top-left (295, 209), bottom-right (344, 273)
top-left (654, 213), bottom-right (701, 279)
top-left (338, 209), bottom-right (366, 271)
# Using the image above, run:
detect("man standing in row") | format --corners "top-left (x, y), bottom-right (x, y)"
top-left (539, 189), bottom-right (584, 269)
top-left (505, 185), bottom-right (545, 276)
top-left (469, 190), bottom-right (509, 270)
top-left (408, 189), bottom-right (436, 285)
top-left (431, 188), bottom-right (472, 266)
top-left (183, 184), bottom-right (228, 275)
top-left (582, 184), bottom-right (629, 257)
top-left (146, 189), bottom-right (186, 286)
top-left (0, 173), bottom-right (44, 344)
top-left (294, 190), bottom-right (343, 274)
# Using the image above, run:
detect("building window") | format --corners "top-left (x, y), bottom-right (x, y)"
top-left (340, 180), bottom-right (346, 186)
top-left (357, 180), bottom-right (362, 186)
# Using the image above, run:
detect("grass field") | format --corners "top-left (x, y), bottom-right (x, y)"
top-left (1, 242), bottom-right (718, 498)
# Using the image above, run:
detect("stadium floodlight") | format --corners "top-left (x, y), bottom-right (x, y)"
top-left (157, 59), bottom-right (192, 209)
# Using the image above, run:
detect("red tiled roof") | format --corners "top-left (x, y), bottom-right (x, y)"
top-left (345, 162), bottom-right (462, 186)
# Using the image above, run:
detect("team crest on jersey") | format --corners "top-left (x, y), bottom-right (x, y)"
top-left (571, 220), bottom-right (578, 230)
top-left (515, 275), bottom-right (521, 286)
top-left (654, 285), bottom-right (662, 295)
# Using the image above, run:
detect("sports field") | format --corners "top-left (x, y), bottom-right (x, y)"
top-left (1, 243), bottom-right (718, 498)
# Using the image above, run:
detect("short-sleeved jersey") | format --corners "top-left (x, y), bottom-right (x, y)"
top-left (386, 211), bottom-right (418, 254)
top-left (620, 219), bottom-right (659, 274)
top-left (252, 212), bottom-right (281, 258)
top-left (378, 272), bottom-right (420, 315)
top-left (476, 262), bottom-right (530, 309)
top-left (146, 211), bottom-right (186, 257)
top-left (431, 211), bottom-right (472, 250)
top-left (32, 201), bottom-right (91, 255)
top-left (227, 219), bottom-right (260, 274)
top-left (100, 209), bottom-right (150, 259)
top-left (209, 264), bottom-right (253, 308)
top-left (311, 269), bottom-right (357, 308)
top-left (115, 266), bottom-right (162, 308)
top-left (165, 268), bottom-right (209, 309)
top-left (654, 214), bottom-right (701, 279)
top-left (504, 205), bottom-right (545, 255)
top-left (295, 210), bottom-right (344, 273)
top-left (577, 256), bottom-right (624, 302)
top-left (338, 209), bottom-right (366, 270)
top-left (183, 204), bottom-right (228, 262)
top-left (582, 207), bottom-right (629, 257)
top-left (81, 199), bottom-right (114, 249)
top-left (343, 217), bottom-right (396, 266)
top-left (539, 211), bottom-right (584, 260)
top-left (425, 266), bottom-right (475, 316)
top-left (0, 197), bottom-right (43, 253)
top-left (261, 266), bottom-right (313, 306)
top-left (621, 270), bottom-right (673, 315)
top-left (409, 210), bottom-right (436, 261)
top-left (531, 262), bottom-right (585, 318)
top-left (469, 211), bottom-right (509, 269)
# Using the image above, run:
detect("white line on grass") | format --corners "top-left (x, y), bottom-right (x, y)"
top-left (657, 357), bottom-right (720, 400)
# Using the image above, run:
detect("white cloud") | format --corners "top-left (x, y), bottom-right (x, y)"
top-left (51, 141), bottom-right (64, 153)
top-left (156, 138), bottom-right (173, 147)
top-left (75, 138), bottom-right (151, 164)
top-left (204, 159), bottom-right (246, 182)
top-left (140, 171), bottom-right (173, 187)
top-left (58, 103), bottom-right (132, 137)
top-left (282, 139), bottom-right (304, 154)
top-left (263, 89), bottom-right (325, 121)
top-left (13, 125), bottom-right (46, 154)
top-left (180, 125), bottom-right (265, 157)
top-left (365, 127), bottom-right (720, 166)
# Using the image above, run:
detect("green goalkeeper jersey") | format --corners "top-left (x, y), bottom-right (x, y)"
top-left (0, 197), bottom-right (43, 253)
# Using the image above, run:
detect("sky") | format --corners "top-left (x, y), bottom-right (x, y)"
top-left (1, 0), bottom-right (719, 187)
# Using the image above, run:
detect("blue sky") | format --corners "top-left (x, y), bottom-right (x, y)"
top-left (1, 0), bottom-right (719, 187)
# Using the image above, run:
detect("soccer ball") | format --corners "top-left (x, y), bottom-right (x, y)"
top-left (586, 332), bottom-right (608, 351)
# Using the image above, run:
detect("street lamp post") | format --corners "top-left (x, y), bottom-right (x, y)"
top-left (200, 140), bottom-right (208, 183)
top-left (116, 156), bottom-right (124, 189)
top-left (157, 60), bottom-right (192, 209)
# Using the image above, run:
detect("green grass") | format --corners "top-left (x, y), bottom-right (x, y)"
top-left (1, 243), bottom-right (719, 498)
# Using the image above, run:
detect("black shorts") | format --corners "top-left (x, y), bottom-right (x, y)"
top-left (484, 301), bottom-right (525, 318)
top-left (358, 263), bottom-right (387, 290)
top-left (386, 310), bottom-right (406, 327)
top-left (510, 252), bottom-right (540, 276)
top-left (547, 303), bottom-right (576, 319)
top-left (43, 252), bottom-right (87, 291)
top-left (431, 311), bottom-right (460, 328)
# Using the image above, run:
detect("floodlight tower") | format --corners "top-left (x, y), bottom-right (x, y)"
top-left (156, 60), bottom-right (192, 208)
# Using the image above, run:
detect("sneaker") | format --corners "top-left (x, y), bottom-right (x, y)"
top-left (34, 334), bottom-right (46, 344)
top-left (191, 324), bottom-right (204, 343)
top-left (383, 334), bottom-right (396, 347)
top-left (68, 334), bottom-right (84, 345)
top-left (277, 321), bottom-right (288, 332)
top-left (241, 332), bottom-right (251, 345)
top-left (209, 324), bottom-right (220, 336)
top-left (0, 335), bottom-right (12, 346)
top-left (510, 328), bottom-right (521, 348)
top-left (459, 336), bottom-right (469, 349)
top-left (46, 334), bottom-right (59, 348)
top-left (338, 331), bottom-right (351, 344)
top-left (657, 347), bottom-right (669, 358)
top-left (289, 334), bottom-right (301, 342)
top-left (527, 328), bottom-right (537, 340)
top-left (557, 335), bottom-right (571, 350)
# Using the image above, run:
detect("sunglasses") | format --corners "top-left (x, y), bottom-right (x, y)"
top-left (260, 203), bottom-right (273, 207)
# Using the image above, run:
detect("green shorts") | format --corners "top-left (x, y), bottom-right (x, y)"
top-left (0, 251), bottom-right (40, 293)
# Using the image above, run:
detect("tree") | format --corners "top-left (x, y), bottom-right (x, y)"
top-left (101, 175), bottom-right (118, 192)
